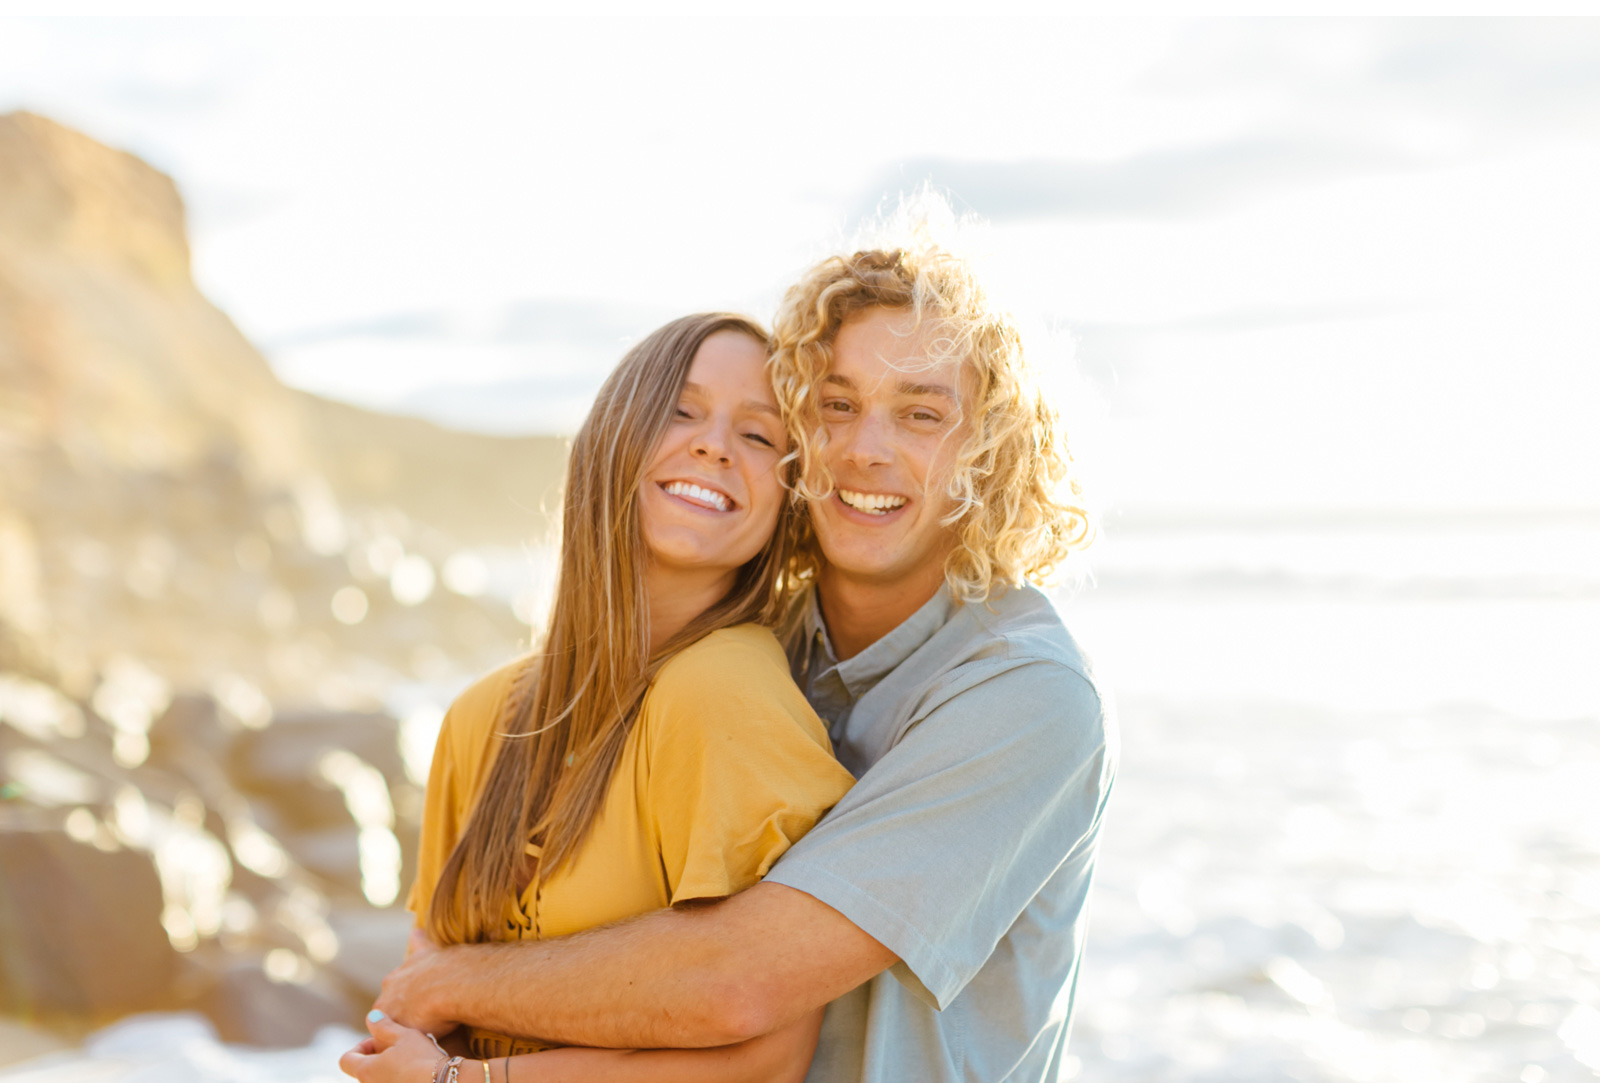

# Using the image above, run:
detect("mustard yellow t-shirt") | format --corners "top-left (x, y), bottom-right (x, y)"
top-left (406, 623), bottom-right (856, 1057)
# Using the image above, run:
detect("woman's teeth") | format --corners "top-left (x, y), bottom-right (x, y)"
top-left (839, 489), bottom-right (908, 515)
top-left (663, 481), bottom-right (731, 511)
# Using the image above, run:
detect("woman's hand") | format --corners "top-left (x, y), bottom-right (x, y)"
top-left (339, 1010), bottom-right (448, 1082)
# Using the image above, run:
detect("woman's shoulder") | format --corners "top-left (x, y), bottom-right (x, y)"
top-left (441, 656), bottom-right (532, 761)
top-left (643, 623), bottom-right (828, 743)
top-left (653, 623), bottom-right (792, 690)
top-left (451, 655), bottom-right (529, 718)
top-left (643, 623), bottom-right (835, 775)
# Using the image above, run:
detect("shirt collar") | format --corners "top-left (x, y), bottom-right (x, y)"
top-left (803, 583), bottom-right (955, 702)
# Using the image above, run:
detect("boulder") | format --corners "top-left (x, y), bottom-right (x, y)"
top-left (0, 827), bottom-right (179, 1019)
top-left (149, 693), bottom-right (240, 765)
top-left (194, 956), bottom-right (356, 1047)
top-left (326, 905), bottom-right (413, 997)
top-left (228, 711), bottom-right (417, 904)
top-left (229, 710), bottom-right (405, 831)
top-left (0, 1016), bottom-right (71, 1070)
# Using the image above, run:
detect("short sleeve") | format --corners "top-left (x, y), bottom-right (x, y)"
top-left (405, 713), bottom-right (459, 922)
top-left (643, 629), bottom-right (856, 906)
top-left (764, 661), bottom-right (1114, 1009)
top-left (404, 661), bottom-right (524, 923)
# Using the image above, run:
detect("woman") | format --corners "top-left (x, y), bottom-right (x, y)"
top-left (339, 314), bottom-right (852, 1083)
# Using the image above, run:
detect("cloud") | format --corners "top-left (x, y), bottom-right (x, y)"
top-left (492, 298), bottom-right (673, 347)
top-left (862, 136), bottom-right (1407, 224)
top-left (392, 375), bottom-right (606, 435)
top-left (263, 312), bottom-right (457, 351)
top-left (261, 297), bottom-right (682, 431)
top-left (1070, 299), bottom-right (1425, 337)
top-left (1063, 300), bottom-right (1426, 393)
top-left (875, 22), bottom-right (1600, 228)
top-left (1369, 20), bottom-right (1600, 127)
top-left (265, 297), bottom-right (674, 353)
top-left (1154, 19), bottom-right (1600, 137)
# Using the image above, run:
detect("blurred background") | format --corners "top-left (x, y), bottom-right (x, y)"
top-left (1, 15), bottom-right (1597, 1083)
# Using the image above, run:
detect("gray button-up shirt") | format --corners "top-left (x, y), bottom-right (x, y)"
top-left (765, 582), bottom-right (1116, 1083)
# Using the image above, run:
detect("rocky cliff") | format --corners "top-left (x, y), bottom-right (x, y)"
top-left (0, 112), bottom-right (568, 1046)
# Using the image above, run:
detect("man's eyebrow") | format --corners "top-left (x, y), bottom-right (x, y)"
top-left (897, 380), bottom-right (957, 399)
top-left (823, 373), bottom-right (954, 399)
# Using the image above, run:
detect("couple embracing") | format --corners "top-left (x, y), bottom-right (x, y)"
top-left (340, 236), bottom-right (1115, 1083)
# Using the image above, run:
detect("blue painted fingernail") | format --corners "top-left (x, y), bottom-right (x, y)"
top-left (367, 1009), bottom-right (385, 1023)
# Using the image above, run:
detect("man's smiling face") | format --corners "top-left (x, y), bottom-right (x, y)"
top-left (808, 306), bottom-right (974, 594)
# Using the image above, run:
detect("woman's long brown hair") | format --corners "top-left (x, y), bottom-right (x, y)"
top-left (427, 313), bottom-right (801, 945)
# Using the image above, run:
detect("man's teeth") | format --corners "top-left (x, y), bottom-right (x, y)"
top-left (839, 489), bottom-right (909, 515)
top-left (663, 481), bottom-right (731, 511)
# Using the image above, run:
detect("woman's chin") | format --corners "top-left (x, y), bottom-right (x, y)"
top-left (644, 529), bottom-right (760, 576)
top-left (647, 552), bottom-right (747, 579)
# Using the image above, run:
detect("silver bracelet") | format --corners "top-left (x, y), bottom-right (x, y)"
top-left (425, 1033), bottom-right (449, 1083)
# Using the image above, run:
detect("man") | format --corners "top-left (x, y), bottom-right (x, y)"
top-left (376, 240), bottom-right (1115, 1082)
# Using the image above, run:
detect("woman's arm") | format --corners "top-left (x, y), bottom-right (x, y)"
top-left (342, 1010), bottom-right (822, 1083)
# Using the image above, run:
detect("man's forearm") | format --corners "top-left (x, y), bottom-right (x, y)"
top-left (493, 1010), bottom-right (823, 1083)
top-left (377, 882), bottom-right (897, 1049)
top-left (428, 906), bottom-right (754, 1048)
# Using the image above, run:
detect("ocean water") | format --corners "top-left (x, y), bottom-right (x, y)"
top-left (6, 516), bottom-right (1598, 1081)
top-left (1057, 515), bottom-right (1600, 1082)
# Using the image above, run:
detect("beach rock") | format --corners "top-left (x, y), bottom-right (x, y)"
top-left (281, 823), bottom-right (363, 890)
top-left (227, 711), bottom-right (417, 904)
top-left (194, 957), bottom-right (356, 1047)
top-left (0, 110), bottom-right (558, 706)
top-left (0, 111), bottom-right (552, 1043)
top-left (0, 827), bottom-right (179, 1019)
top-left (233, 711), bottom-right (402, 793)
top-left (229, 711), bottom-right (404, 812)
top-left (0, 1016), bottom-right (71, 1070)
top-left (326, 905), bottom-right (414, 997)
top-left (149, 693), bottom-right (240, 764)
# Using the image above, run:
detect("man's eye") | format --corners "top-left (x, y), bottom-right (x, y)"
top-left (909, 410), bottom-right (940, 423)
top-left (823, 400), bottom-right (854, 414)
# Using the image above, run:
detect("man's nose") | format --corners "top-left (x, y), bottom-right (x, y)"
top-left (837, 412), bottom-right (892, 468)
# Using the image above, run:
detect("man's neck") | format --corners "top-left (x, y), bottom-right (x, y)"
top-left (815, 562), bottom-right (947, 661)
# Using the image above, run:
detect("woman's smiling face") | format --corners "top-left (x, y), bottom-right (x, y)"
top-left (639, 329), bottom-right (787, 585)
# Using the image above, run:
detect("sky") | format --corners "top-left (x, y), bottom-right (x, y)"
top-left (3, 17), bottom-right (1599, 517)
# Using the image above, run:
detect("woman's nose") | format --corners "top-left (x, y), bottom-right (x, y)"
top-left (690, 425), bottom-right (731, 464)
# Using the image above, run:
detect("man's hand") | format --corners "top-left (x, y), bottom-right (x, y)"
top-left (373, 929), bottom-right (460, 1034)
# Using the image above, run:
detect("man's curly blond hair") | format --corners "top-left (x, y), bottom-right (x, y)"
top-left (770, 243), bottom-right (1093, 603)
